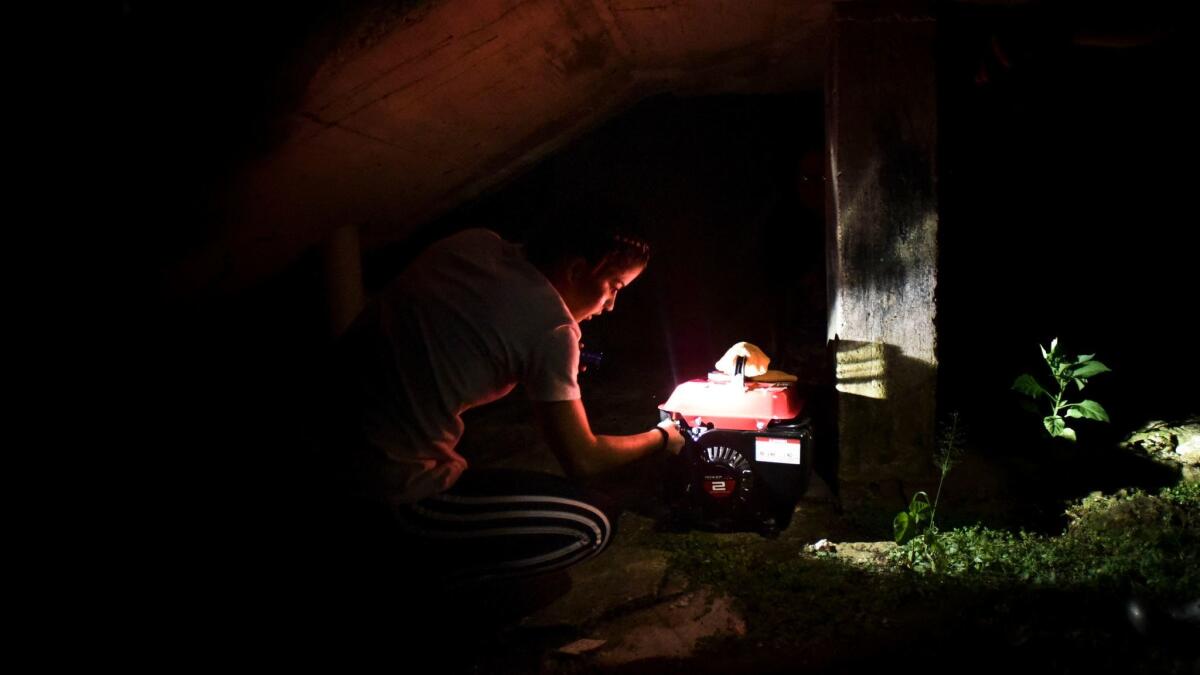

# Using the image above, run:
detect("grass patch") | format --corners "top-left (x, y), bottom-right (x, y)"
top-left (648, 481), bottom-right (1198, 673)
top-left (888, 481), bottom-right (1200, 598)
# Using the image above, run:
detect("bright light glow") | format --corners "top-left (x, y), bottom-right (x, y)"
top-left (835, 340), bottom-right (888, 399)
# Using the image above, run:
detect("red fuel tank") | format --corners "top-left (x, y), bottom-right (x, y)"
top-left (659, 379), bottom-right (804, 431)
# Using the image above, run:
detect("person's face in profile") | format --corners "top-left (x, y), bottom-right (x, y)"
top-left (566, 260), bottom-right (645, 323)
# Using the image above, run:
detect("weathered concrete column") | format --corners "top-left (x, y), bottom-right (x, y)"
top-left (826, 1), bottom-right (939, 504)
top-left (322, 224), bottom-right (365, 338)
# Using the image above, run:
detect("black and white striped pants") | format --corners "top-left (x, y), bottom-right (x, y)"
top-left (382, 469), bottom-right (618, 587)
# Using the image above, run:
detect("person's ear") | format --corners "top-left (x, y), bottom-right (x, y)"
top-left (566, 257), bottom-right (590, 286)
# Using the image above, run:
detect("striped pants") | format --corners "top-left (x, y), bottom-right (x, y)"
top-left (381, 469), bottom-right (619, 588)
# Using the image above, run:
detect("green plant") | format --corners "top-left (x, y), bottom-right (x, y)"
top-left (893, 491), bottom-right (933, 546)
top-left (892, 413), bottom-right (964, 554)
top-left (1012, 338), bottom-right (1111, 442)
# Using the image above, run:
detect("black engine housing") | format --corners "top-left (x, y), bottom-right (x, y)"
top-left (662, 417), bottom-right (813, 537)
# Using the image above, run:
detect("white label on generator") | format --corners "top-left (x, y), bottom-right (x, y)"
top-left (755, 436), bottom-right (801, 465)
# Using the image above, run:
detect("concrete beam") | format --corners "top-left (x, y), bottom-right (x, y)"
top-left (165, 0), bottom-right (832, 296)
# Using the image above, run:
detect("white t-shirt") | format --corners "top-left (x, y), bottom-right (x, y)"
top-left (342, 229), bottom-right (581, 503)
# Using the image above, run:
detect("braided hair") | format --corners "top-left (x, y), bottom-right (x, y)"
top-left (523, 204), bottom-right (651, 274)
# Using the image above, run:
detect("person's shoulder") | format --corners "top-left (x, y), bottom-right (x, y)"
top-left (442, 228), bottom-right (504, 247)
top-left (423, 228), bottom-right (510, 260)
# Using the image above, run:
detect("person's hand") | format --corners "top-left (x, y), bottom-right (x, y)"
top-left (714, 341), bottom-right (770, 377)
top-left (657, 419), bottom-right (686, 455)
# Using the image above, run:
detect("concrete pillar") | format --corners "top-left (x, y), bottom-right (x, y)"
top-left (826, 1), bottom-right (939, 504)
top-left (322, 224), bottom-right (365, 338)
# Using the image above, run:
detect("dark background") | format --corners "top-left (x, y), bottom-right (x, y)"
top-left (937, 6), bottom-right (1194, 449)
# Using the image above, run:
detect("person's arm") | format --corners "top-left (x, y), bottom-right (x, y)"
top-left (532, 399), bottom-right (685, 478)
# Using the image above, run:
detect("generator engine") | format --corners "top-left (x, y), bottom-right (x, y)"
top-left (658, 357), bottom-right (814, 536)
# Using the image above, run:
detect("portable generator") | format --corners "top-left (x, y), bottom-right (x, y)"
top-left (659, 356), bottom-right (814, 536)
